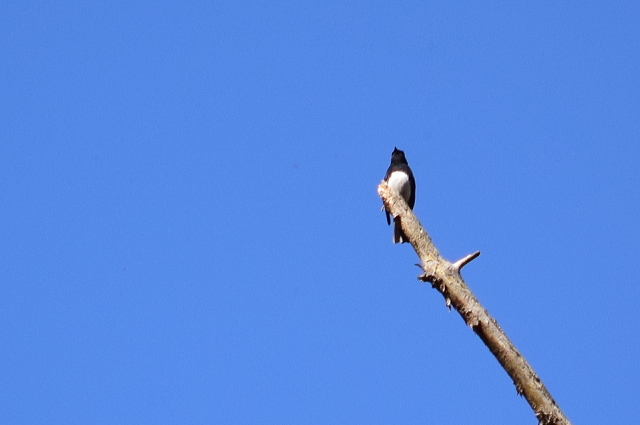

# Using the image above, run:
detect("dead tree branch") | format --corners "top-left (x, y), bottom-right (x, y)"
top-left (378, 181), bottom-right (571, 425)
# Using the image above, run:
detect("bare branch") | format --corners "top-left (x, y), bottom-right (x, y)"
top-left (378, 181), bottom-right (572, 425)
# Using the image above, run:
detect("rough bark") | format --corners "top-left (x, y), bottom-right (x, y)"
top-left (378, 181), bottom-right (571, 425)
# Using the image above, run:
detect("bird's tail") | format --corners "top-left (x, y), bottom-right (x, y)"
top-left (393, 218), bottom-right (408, 244)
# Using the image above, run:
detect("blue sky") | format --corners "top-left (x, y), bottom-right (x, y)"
top-left (2, 1), bottom-right (639, 423)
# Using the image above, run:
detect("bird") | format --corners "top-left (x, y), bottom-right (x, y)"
top-left (383, 147), bottom-right (416, 244)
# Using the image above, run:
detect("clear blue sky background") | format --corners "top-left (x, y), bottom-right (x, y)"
top-left (2, 1), bottom-right (639, 424)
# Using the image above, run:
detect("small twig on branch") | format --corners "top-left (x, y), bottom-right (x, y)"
top-left (453, 250), bottom-right (481, 271)
top-left (378, 181), bottom-right (572, 425)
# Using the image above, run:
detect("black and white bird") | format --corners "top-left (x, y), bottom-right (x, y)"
top-left (383, 147), bottom-right (416, 244)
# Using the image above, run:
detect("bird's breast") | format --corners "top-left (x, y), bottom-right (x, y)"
top-left (387, 171), bottom-right (411, 201)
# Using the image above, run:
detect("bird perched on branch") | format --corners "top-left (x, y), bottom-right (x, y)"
top-left (383, 147), bottom-right (416, 244)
